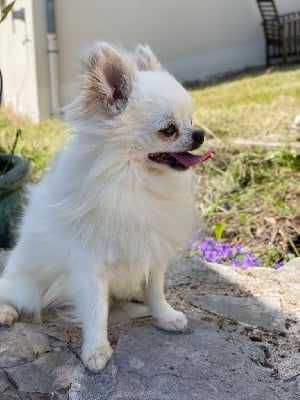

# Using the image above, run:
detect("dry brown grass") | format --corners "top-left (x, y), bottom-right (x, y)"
top-left (189, 65), bottom-right (300, 265)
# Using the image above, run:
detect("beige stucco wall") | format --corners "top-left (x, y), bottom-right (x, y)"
top-left (52, 0), bottom-right (268, 109)
top-left (1, 0), bottom-right (299, 120)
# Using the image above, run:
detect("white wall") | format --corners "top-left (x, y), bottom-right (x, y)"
top-left (0, 0), bottom-right (39, 120)
top-left (53, 0), bottom-right (267, 105)
top-left (1, 0), bottom-right (299, 120)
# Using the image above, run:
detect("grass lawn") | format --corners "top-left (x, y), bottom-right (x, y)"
top-left (190, 65), bottom-right (300, 139)
top-left (0, 65), bottom-right (299, 266)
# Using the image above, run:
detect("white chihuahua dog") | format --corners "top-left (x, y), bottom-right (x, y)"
top-left (0, 43), bottom-right (214, 372)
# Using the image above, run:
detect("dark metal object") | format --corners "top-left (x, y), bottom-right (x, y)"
top-left (46, 0), bottom-right (56, 34)
top-left (0, 154), bottom-right (30, 249)
top-left (256, 0), bottom-right (300, 66)
top-left (12, 8), bottom-right (25, 22)
top-left (0, 68), bottom-right (2, 106)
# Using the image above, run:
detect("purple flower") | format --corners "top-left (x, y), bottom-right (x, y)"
top-left (274, 260), bottom-right (284, 269)
top-left (185, 231), bottom-right (263, 269)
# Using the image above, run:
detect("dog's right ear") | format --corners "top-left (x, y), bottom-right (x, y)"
top-left (135, 45), bottom-right (162, 71)
top-left (82, 42), bottom-right (136, 116)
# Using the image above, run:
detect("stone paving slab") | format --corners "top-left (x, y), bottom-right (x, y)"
top-left (0, 257), bottom-right (299, 399)
top-left (166, 257), bottom-right (300, 319)
top-left (67, 320), bottom-right (296, 400)
top-left (166, 257), bottom-right (300, 383)
top-left (183, 294), bottom-right (286, 332)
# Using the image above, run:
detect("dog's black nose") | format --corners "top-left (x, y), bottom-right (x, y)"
top-left (192, 129), bottom-right (204, 146)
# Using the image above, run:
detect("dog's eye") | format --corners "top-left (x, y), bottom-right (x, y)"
top-left (159, 124), bottom-right (177, 137)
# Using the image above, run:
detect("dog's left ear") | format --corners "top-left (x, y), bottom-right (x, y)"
top-left (135, 44), bottom-right (162, 71)
top-left (82, 42), bottom-right (136, 116)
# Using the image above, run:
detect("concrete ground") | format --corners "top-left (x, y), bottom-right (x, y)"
top-left (0, 257), bottom-right (299, 399)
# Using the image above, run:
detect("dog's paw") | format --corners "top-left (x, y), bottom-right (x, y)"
top-left (0, 305), bottom-right (19, 326)
top-left (154, 309), bottom-right (188, 332)
top-left (81, 344), bottom-right (113, 373)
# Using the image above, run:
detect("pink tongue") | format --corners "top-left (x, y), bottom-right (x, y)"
top-left (173, 150), bottom-right (216, 167)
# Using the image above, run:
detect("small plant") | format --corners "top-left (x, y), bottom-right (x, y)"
top-left (0, 128), bottom-right (22, 175)
top-left (261, 247), bottom-right (296, 269)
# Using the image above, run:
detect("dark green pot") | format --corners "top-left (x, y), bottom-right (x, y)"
top-left (0, 153), bottom-right (30, 249)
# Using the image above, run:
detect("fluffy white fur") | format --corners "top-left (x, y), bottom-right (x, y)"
top-left (0, 43), bottom-right (201, 372)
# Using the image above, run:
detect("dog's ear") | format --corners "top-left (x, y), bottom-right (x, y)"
top-left (135, 44), bottom-right (162, 71)
top-left (82, 42), bottom-right (136, 115)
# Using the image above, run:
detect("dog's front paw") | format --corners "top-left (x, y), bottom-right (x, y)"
top-left (81, 344), bottom-right (113, 373)
top-left (154, 309), bottom-right (188, 332)
top-left (0, 305), bottom-right (19, 326)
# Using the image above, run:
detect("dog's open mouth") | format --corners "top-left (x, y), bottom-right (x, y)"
top-left (148, 150), bottom-right (216, 171)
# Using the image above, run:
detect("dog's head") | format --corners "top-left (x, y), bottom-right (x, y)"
top-left (77, 42), bottom-right (214, 173)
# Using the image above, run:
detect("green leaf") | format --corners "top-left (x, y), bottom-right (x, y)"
top-left (185, 250), bottom-right (198, 258)
top-left (285, 253), bottom-right (296, 261)
top-left (277, 200), bottom-right (286, 209)
top-left (240, 213), bottom-right (249, 223)
top-left (214, 222), bottom-right (226, 241)
top-left (287, 238), bottom-right (300, 257)
top-left (0, 1), bottom-right (16, 23)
